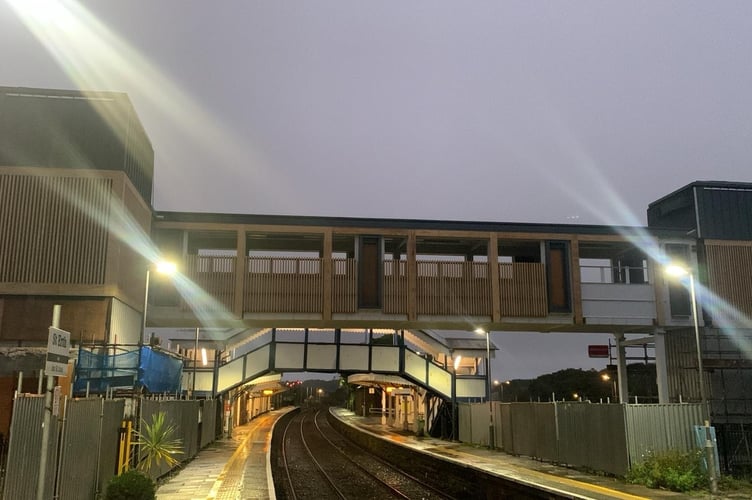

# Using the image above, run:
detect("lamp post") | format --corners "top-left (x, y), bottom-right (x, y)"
top-left (475, 328), bottom-right (494, 449)
top-left (665, 265), bottom-right (706, 405)
top-left (142, 260), bottom-right (177, 345)
top-left (665, 264), bottom-right (717, 493)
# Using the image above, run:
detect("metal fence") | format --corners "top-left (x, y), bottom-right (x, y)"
top-left (3, 395), bottom-right (59, 500)
top-left (0, 431), bottom-right (7, 496)
top-left (2, 394), bottom-right (222, 499)
top-left (140, 399), bottom-right (202, 480)
top-left (57, 398), bottom-right (125, 500)
top-left (716, 422), bottom-right (752, 475)
top-left (460, 401), bottom-right (705, 476)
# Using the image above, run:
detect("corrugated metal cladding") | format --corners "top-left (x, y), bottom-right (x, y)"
top-left (0, 87), bottom-right (154, 203)
top-left (626, 404), bottom-right (705, 464)
top-left (200, 399), bottom-right (219, 448)
top-left (696, 186), bottom-right (752, 240)
top-left (57, 398), bottom-right (125, 500)
top-left (557, 403), bottom-right (629, 476)
top-left (141, 399), bottom-right (201, 480)
top-left (3, 395), bottom-right (58, 500)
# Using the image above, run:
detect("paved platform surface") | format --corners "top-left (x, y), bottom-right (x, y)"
top-left (157, 406), bottom-right (734, 500)
top-left (156, 408), bottom-right (293, 500)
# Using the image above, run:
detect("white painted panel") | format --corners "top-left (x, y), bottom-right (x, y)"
top-left (276, 343), bottom-right (305, 370)
top-left (581, 283), bottom-right (656, 325)
top-left (110, 299), bottom-right (142, 344)
top-left (405, 350), bottom-right (426, 384)
top-left (371, 346), bottom-right (399, 372)
top-left (457, 377), bottom-right (486, 398)
top-left (428, 363), bottom-right (451, 397)
top-left (185, 371), bottom-right (214, 392)
top-left (245, 345), bottom-right (270, 378)
top-left (218, 357), bottom-right (244, 392)
top-left (307, 344), bottom-right (337, 370)
top-left (339, 345), bottom-right (369, 371)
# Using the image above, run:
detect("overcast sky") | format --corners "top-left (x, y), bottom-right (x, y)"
top-left (2, 1), bottom-right (750, 379)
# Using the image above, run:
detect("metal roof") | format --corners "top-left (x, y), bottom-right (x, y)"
top-left (154, 210), bottom-right (689, 238)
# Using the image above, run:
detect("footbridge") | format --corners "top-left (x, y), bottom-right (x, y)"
top-left (144, 211), bottom-right (703, 406)
top-left (191, 328), bottom-right (489, 400)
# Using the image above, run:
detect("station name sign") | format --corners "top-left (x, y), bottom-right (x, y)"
top-left (46, 326), bottom-right (71, 376)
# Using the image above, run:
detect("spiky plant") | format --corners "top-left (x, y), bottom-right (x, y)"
top-left (136, 411), bottom-right (183, 473)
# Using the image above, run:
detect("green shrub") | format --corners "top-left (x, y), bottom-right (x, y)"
top-left (104, 469), bottom-right (155, 500)
top-left (627, 449), bottom-right (705, 492)
top-left (137, 411), bottom-right (183, 472)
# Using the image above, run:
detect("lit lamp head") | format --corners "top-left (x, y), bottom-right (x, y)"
top-left (155, 260), bottom-right (177, 275)
top-left (453, 355), bottom-right (462, 371)
top-left (665, 264), bottom-right (689, 278)
top-left (474, 328), bottom-right (486, 335)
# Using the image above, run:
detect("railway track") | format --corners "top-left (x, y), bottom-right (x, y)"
top-left (274, 408), bottom-right (454, 500)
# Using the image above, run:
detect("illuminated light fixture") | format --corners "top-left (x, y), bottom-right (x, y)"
top-left (156, 260), bottom-right (177, 275)
top-left (474, 328), bottom-right (495, 449)
top-left (263, 389), bottom-right (274, 395)
top-left (142, 259), bottom-right (177, 346)
top-left (201, 348), bottom-right (208, 366)
top-left (453, 355), bottom-right (462, 371)
top-left (386, 386), bottom-right (393, 393)
top-left (664, 263), bottom-right (706, 406)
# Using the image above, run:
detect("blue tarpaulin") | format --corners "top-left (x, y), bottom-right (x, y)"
top-left (74, 346), bottom-right (183, 394)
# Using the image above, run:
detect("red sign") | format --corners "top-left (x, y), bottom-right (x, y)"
top-left (588, 345), bottom-right (610, 358)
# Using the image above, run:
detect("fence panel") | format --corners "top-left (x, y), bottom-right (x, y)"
top-left (181, 254), bottom-right (236, 313)
top-left (3, 395), bottom-right (58, 500)
top-left (140, 399), bottom-right (200, 480)
top-left (557, 403), bottom-right (629, 476)
top-left (499, 262), bottom-right (547, 316)
top-left (200, 399), bottom-right (218, 448)
top-left (625, 403), bottom-right (705, 465)
top-left (58, 398), bottom-right (103, 500)
top-left (99, 400), bottom-right (126, 495)
top-left (57, 398), bottom-right (126, 499)
top-left (416, 261), bottom-right (490, 316)
top-left (245, 257), bottom-right (323, 313)
top-left (383, 260), bottom-right (407, 314)
top-left (332, 258), bottom-right (357, 313)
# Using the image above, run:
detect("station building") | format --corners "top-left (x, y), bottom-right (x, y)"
top-left (1, 86), bottom-right (751, 469)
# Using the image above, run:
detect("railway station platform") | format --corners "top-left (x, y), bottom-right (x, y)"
top-left (156, 408), bottom-right (294, 500)
top-left (156, 406), bottom-right (705, 500)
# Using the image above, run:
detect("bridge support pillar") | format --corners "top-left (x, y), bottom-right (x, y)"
top-left (654, 330), bottom-right (670, 403)
top-left (615, 333), bottom-right (629, 403)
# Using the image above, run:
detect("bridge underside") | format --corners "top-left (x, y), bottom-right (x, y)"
top-left (193, 329), bottom-right (487, 401)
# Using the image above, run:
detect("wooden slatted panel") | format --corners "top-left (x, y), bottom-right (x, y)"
top-left (332, 258), bottom-right (357, 313)
top-left (705, 244), bottom-right (752, 321)
top-left (383, 260), bottom-right (407, 314)
top-left (244, 257), bottom-right (323, 313)
top-left (499, 262), bottom-right (548, 317)
top-left (416, 260), bottom-right (489, 316)
top-left (0, 174), bottom-right (111, 284)
top-left (180, 255), bottom-right (236, 312)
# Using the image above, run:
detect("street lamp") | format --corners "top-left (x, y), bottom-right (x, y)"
top-left (474, 328), bottom-right (494, 449)
top-left (665, 263), bottom-right (717, 494)
top-left (142, 260), bottom-right (177, 345)
top-left (665, 264), bottom-right (706, 405)
top-left (601, 373), bottom-right (617, 401)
